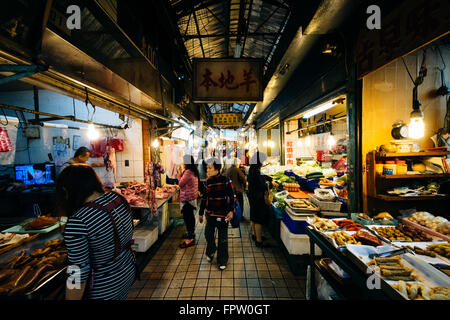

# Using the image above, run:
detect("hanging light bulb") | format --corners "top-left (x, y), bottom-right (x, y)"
top-left (152, 139), bottom-right (160, 148)
top-left (305, 135), bottom-right (311, 147)
top-left (297, 139), bottom-right (303, 147)
top-left (327, 134), bottom-right (336, 148)
top-left (87, 123), bottom-right (100, 140)
top-left (409, 86), bottom-right (425, 139)
top-left (263, 141), bottom-right (267, 147)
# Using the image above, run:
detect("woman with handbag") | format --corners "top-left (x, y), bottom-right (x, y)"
top-left (247, 152), bottom-right (278, 248)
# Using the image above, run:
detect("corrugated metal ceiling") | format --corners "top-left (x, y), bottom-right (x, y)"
top-left (169, 0), bottom-right (291, 119)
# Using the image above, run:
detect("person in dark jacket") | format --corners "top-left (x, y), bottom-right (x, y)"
top-left (247, 152), bottom-right (277, 248)
top-left (225, 158), bottom-right (246, 215)
top-left (198, 158), bottom-right (236, 270)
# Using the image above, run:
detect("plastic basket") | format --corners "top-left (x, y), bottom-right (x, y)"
top-left (308, 194), bottom-right (342, 212)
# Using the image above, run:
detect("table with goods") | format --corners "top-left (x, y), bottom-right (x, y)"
top-left (0, 215), bottom-right (68, 300)
top-left (305, 210), bottom-right (450, 300)
top-left (0, 180), bottom-right (180, 299)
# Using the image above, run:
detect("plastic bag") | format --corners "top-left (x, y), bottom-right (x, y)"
top-left (231, 200), bottom-right (242, 228)
top-left (314, 188), bottom-right (335, 201)
top-left (0, 128), bottom-right (12, 152)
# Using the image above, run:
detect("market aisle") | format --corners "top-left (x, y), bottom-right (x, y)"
top-left (128, 218), bottom-right (306, 300)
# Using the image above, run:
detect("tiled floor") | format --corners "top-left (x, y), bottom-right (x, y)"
top-left (128, 217), bottom-right (306, 300)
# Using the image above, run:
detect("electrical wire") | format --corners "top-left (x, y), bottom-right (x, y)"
top-left (436, 45), bottom-right (446, 70)
top-left (0, 108), bottom-right (8, 126)
top-left (401, 56), bottom-right (415, 85)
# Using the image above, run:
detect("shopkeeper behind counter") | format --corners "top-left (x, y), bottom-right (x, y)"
top-left (60, 147), bottom-right (104, 173)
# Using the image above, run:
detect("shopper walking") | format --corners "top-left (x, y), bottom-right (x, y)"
top-left (178, 155), bottom-right (199, 248)
top-left (56, 164), bottom-right (136, 300)
top-left (199, 158), bottom-right (236, 270)
top-left (247, 152), bottom-right (277, 248)
top-left (225, 158), bottom-right (246, 216)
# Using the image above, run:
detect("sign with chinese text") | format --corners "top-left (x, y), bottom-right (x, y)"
top-left (193, 59), bottom-right (263, 102)
top-left (212, 113), bottom-right (243, 127)
top-left (286, 141), bottom-right (294, 165)
top-left (356, 0), bottom-right (450, 79)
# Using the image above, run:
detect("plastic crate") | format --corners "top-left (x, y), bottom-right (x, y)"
top-left (283, 206), bottom-right (314, 234)
top-left (280, 221), bottom-right (322, 255)
top-left (308, 194), bottom-right (342, 212)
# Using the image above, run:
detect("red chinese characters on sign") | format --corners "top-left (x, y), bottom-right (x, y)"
top-left (200, 68), bottom-right (256, 92)
top-left (200, 68), bottom-right (218, 91)
top-left (218, 70), bottom-right (239, 90)
top-left (286, 141), bottom-right (294, 165)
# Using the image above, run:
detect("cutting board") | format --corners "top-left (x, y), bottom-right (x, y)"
top-left (288, 191), bottom-right (309, 199)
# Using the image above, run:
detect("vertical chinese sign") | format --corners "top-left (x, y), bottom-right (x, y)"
top-left (286, 141), bottom-right (294, 165)
top-left (193, 59), bottom-right (264, 102)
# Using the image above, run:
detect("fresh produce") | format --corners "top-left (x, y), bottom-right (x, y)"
top-left (311, 216), bottom-right (338, 231)
top-left (367, 256), bottom-right (416, 281)
top-left (354, 229), bottom-right (382, 246)
top-left (426, 243), bottom-right (450, 259)
top-left (328, 231), bottom-right (361, 246)
top-left (306, 172), bottom-right (324, 179)
top-left (283, 183), bottom-right (300, 192)
top-left (332, 219), bottom-right (362, 231)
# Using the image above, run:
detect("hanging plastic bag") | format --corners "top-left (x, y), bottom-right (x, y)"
top-left (230, 200), bottom-right (242, 228)
top-left (0, 128), bottom-right (12, 152)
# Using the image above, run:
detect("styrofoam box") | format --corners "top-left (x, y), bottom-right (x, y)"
top-left (280, 221), bottom-right (322, 255)
top-left (283, 206), bottom-right (314, 234)
top-left (132, 225), bottom-right (158, 252)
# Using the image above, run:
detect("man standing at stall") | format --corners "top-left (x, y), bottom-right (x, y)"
top-left (60, 146), bottom-right (104, 173)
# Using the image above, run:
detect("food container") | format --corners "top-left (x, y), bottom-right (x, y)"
top-left (376, 161), bottom-right (384, 175)
top-left (390, 140), bottom-right (420, 153)
top-left (396, 160), bottom-right (407, 175)
top-left (383, 161), bottom-right (396, 175)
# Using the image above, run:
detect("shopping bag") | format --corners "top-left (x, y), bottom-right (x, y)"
top-left (230, 200), bottom-right (242, 228)
top-left (0, 128), bottom-right (12, 152)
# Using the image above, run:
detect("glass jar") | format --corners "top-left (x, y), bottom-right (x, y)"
top-left (383, 161), bottom-right (397, 175)
top-left (375, 161), bottom-right (384, 175)
top-left (396, 160), bottom-right (407, 175)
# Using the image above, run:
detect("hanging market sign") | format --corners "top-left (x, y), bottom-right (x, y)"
top-left (212, 113), bottom-right (243, 127)
top-left (355, 0), bottom-right (450, 79)
top-left (193, 59), bottom-right (263, 102)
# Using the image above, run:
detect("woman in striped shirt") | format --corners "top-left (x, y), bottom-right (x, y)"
top-left (56, 164), bottom-right (136, 300)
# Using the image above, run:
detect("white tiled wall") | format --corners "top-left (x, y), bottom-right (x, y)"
top-left (0, 89), bottom-right (144, 184)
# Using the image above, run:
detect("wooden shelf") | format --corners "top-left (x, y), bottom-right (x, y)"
top-left (375, 194), bottom-right (449, 201)
top-left (377, 151), bottom-right (450, 158)
top-left (377, 174), bottom-right (450, 179)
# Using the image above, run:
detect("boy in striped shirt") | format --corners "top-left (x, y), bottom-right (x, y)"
top-left (199, 158), bottom-right (236, 270)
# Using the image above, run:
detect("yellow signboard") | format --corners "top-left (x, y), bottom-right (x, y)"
top-left (212, 113), bottom-right (243, 127)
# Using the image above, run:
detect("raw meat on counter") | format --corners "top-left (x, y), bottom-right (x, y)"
top-left (113, 182), bottom-right (148, 207)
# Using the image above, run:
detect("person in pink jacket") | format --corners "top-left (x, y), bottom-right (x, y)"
top-left (177, 155), bottom-right (199, 248)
